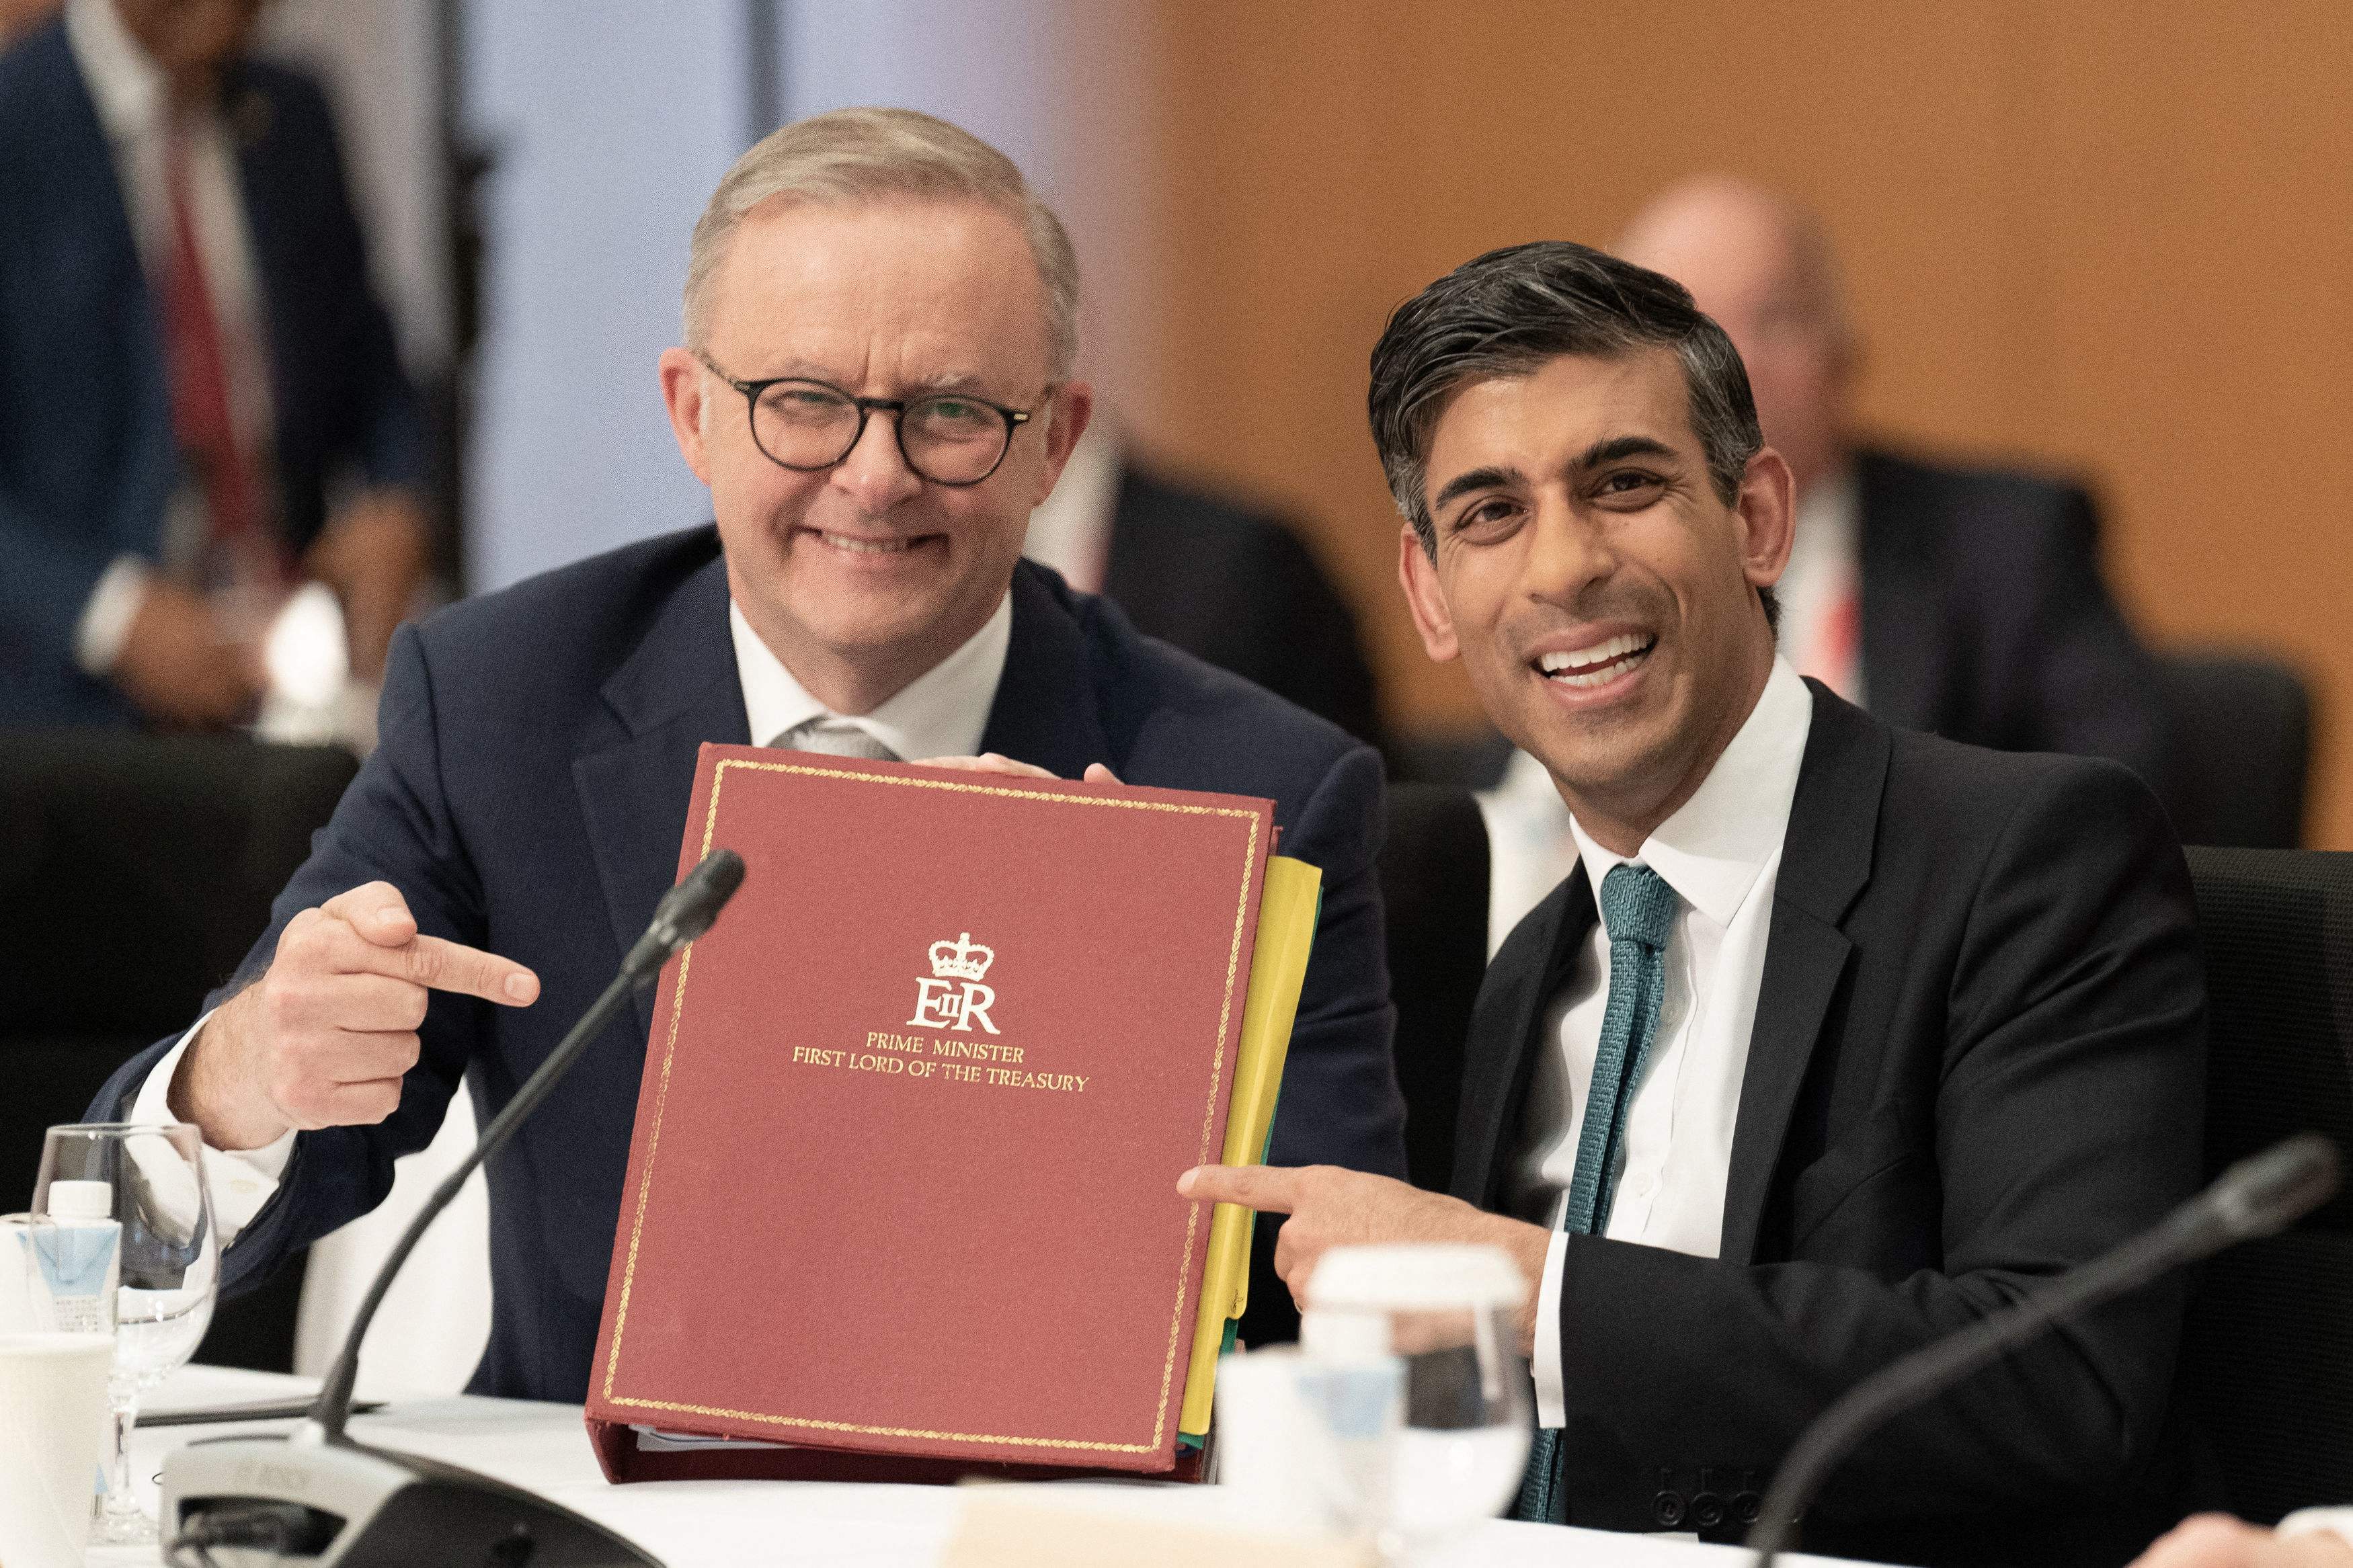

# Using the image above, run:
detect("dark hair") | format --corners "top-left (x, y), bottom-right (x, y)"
top-left (1368, 239), bottom-right (1764, 557)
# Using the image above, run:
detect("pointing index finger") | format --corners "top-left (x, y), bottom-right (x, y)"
top-left (364, 933), bottom-right (539, 1005)
top-left (1179, 1164), bottom-right (1300, 1213)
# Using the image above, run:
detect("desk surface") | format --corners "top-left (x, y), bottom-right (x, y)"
top-left (100, 1367), bottom-right (1859, 1568)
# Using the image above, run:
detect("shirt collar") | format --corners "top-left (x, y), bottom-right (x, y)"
top-left (1788, 462), bottom-right (1860, 576)
top-left (1020, 417), bottom-right (1121, 593)
top-left (65, 0), bottom-right (169, 142)
top-left (728, 591), bottom-right (1012, 763)
top-left (1567, 656), bottom-right (1814, 929)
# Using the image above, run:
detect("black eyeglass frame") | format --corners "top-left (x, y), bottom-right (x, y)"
top-left (694, 350), bottom-right (1047, 488)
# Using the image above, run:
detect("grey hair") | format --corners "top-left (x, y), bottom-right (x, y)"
top-left (1367, 240), bottom-right (1763, 558)
top-left (682, 107), bottom-right (1080, 377)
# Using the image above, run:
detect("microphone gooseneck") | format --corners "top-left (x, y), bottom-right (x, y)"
top-left (1746, 1132), bottom-right (2340, 1567)
top-left (304, 849), bottom-right (746, 1442)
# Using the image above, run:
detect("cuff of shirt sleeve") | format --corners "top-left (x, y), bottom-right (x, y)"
top-left (2278, 1508), bottom-right (2353, 1548)
top-left (1532, 1227), bottom-right (1568, 1429)
top-left (73, 554), bottom-right (154, 676)
top-left (132, 1010), bottom-right (295, 1241)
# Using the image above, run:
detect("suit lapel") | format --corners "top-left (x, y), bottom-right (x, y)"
top-left (1856, 450), bottom-right (1944, 735)
top-left (1718, 684), bottom-right (1889, 1264)
top-left (1458, 868), bottom-right (1596, 1207)
top-left (571, 551), bottom-right (748, 1043)
top-left (975, 563), bottom-right (1112, 778)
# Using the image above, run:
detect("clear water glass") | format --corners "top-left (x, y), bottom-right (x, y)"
top-left (34, 1123), bottom-right (217, 1546)
top-left (1299, 1243), bottom-right (1532, 1563)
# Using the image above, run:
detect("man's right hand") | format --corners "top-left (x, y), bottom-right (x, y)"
top-left (112, 579), bottom-right (262, 729)
top-left (169, 882), bottom-right (541, 1151)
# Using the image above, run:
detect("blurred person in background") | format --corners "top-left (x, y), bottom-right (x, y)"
top-left (0, 0), bottom-right (430, 733)
top-left (1023, 416), bottom-right (1386, 751)
top-left (1480, 175), bottom-right (2176, 943)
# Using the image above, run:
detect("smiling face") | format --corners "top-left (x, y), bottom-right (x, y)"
top-left (659, 197), bottom-right (1091, 714)
top-left (1396, 349), bottom-right (1793, 849)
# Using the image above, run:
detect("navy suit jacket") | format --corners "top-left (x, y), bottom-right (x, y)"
top-left (93, 530), bottom-right (1408, 1400)
top-left (0, 19), bottom-right (424, 726)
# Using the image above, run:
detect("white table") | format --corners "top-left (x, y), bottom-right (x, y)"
top-left (98, 1366), bottom-right (1859, 1568)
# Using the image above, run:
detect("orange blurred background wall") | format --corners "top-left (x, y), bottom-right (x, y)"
top-left (1111, 0), bottom-right (2353, 846)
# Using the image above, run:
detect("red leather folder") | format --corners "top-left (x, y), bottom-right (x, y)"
top-left (584, 745), bottom-right (1271, 1483)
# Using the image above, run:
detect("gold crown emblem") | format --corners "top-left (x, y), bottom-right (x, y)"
top-left (928, 932), bottom-right (994, 982)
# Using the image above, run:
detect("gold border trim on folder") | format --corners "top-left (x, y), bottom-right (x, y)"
top-left (599, 757), bottom-right (1263, 1458)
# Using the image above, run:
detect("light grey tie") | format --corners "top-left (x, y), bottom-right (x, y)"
top-left (774, 716), bottom-right (901, 761)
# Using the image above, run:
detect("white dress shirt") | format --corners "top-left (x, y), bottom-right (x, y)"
top-left (1773, 464), bottom-right (1863, 707)
top-left (1515, 657), bottom-right (1814, 1428)
top-left (1018, 417), bottom-right (1121, 594)
top-left (63, 0), bottom-right (277, 673)
top-left (730, 591), bottom-right (1008, 757)
top-left (2280, 1508), bottom-right (2353, 1550)
top-left (134, 590), bottom-right (1015, 1242)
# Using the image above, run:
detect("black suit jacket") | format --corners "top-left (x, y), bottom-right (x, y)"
top-left (1856, 447), bottom-right (2175, 813)
top-left (91, 530), bottom-right (1408, 1399)
top-left (1101, 464), bottom-right (1384, 751)
top-left (1458, 684), bottom-right (2206, 1567)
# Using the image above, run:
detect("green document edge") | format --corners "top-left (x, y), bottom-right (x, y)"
top-left (1178, 857), bottom-right (1324, 1448)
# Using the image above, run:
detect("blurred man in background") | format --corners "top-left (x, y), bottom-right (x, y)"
top-left (1024, 417), bottom-right (1385, 751)
top-left (1481, 175), bottom-right (2176, 941)
top-left (0, 0), bottom-right (430, 731)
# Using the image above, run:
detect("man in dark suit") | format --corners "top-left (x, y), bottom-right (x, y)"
top-left (1023, 420), bottom-right (1385, 749)
top-left (87, 108), bottom-right (1406, 1399)
top-left (0, 0), bottom-right (429, 730)
top-left (1185, 240), bottom-right (2204, 1566)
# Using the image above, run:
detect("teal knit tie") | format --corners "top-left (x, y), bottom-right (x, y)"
top-left (1515, 862), bottom-right (1679, 1525)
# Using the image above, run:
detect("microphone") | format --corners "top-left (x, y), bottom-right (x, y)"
top-left (159, 850), bottom-right (746, 1568)
top-left (1747, 1132), bottom-right (2340, 1567)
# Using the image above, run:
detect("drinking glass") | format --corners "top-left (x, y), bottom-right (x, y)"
top-left (1298, 1243), bottom-right (1532, 1563)
top-left (34, 1123), bottom-right (218, 1546)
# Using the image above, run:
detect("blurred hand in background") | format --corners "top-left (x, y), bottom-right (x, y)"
top-left (112, 577), bottom-right (261, 729)
top-left (307, 487), bottom-right (431, 683)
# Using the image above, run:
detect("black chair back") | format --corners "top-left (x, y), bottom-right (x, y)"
top-left (2180, 845), bottom-right (2353, 1523)
top-left (2160, 651), bottom-right (2313, 848)
top-left (0, 731), bottom-right (356, 1370)
top-left (1378, 782), bottom-right (1488, 1194)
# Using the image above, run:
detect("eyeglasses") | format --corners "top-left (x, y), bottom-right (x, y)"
top-left (695, 352), bottom-right (1046, 487)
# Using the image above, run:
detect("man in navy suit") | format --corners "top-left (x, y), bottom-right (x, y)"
top-left (91, 107), bottom-right (1408, 1400)
top-left (0, 0), bottom-right (428, 729)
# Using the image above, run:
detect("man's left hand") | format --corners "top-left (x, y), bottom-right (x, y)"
top-left (1179, 1163), bottom-right (1550, 1355)
top-left (307, 488), bottom-right (432, 682)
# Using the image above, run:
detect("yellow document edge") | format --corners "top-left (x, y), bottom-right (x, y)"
top-left (1178, 855), bottom-right (1322, 1442)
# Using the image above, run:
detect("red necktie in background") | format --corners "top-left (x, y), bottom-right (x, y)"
top-left (1800, 572), bottom-right (1863, 702)
top-left (161, 130), bottom-right (275, 586)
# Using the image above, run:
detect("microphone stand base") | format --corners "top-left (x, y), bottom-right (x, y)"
top-left (161, 1428), bottom-right (662, 1567)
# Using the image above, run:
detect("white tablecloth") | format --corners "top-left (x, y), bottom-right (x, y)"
top-left (98, 1366), bottom-right (1863, 1568)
